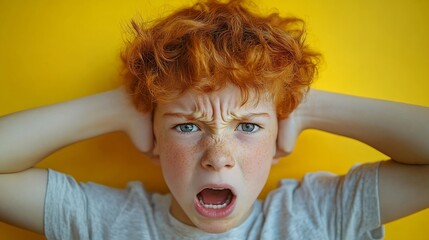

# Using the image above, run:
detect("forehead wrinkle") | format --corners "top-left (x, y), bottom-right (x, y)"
top-left (209, 93), bottom-right (241, 133)
top-left (230, 111), bottom-right (271, 121)
top-left (163, 89), bottom-right (273, 133)
top-left (190, 93), bottom-right (228, 127)
top-left (194, 94), bottom-right (213, 122)
top-left (163, 107), bottom-right (271, 124)
top-left (163, 98), bottom-right (272, 122)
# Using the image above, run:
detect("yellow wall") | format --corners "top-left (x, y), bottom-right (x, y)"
top-left (0, 0), bottom-right (428, 239)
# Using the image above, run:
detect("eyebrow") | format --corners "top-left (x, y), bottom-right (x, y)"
top-left (162, 112), bottom-right (271, 121)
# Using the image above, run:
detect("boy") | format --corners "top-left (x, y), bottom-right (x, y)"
top-left (0, 0), bottom-right (428, 239)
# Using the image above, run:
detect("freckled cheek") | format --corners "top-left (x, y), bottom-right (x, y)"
top-left (240, 138), bottom-right (275, 184)
top-left (159, 139), bottom-right (199, 189)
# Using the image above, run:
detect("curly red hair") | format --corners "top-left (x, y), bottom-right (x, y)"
top-left (121, 0), bottom-right (320, 119)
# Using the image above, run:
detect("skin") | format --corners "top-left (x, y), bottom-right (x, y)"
top-left (152, 85), bottom-right (278, 233)
top-left (0, 87), bottom-right (427, 235)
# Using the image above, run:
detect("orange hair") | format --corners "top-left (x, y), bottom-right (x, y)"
top-left (121, 0), bottom-right (320, 119)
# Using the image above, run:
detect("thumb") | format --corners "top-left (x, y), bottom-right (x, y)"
top-left (125, 113), bottom-right (154, 155)
top-left (274, 114), bottom-right (301, 160)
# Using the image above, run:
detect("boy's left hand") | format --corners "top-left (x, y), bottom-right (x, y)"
top-left (274, 92), bottom-right (311, 162)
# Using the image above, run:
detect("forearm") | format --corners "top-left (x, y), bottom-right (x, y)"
top-left (0, 89), bottom-right (132, 173)
top-left (301, 90), bottom-right (429, 164)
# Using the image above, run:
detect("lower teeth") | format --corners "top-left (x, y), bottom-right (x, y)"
top-left (200, 199), bottom-right (230, 209)
top-left (198, 194), bottom-right (232, 209)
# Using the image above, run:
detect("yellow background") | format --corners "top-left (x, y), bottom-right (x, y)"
top-left (0, 0), bottom-right (428, 239)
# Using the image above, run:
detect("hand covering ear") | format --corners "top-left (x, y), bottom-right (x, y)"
top-left (274, 109), bottom-right (303, 163)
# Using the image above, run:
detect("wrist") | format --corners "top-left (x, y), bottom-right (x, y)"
top-left (72, 88), bottom-right (134, 140)
top-left (103, 88), bottom-right (138, 132)
top-left (297, 88), bottom-right (322, 131)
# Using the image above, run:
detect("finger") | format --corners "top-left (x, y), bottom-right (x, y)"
top-left (275, 116), bottom-right (299, 158)
top-left (128, 114), bottom-right (153, 154)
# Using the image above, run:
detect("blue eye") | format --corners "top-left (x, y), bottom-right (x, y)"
top-left (236, 123), bottom-right (261, 133)
top-left (175, 123), bottom-right (200, 133)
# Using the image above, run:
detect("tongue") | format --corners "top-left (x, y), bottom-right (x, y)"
top-left (199, 188), bottom-right (231, 205)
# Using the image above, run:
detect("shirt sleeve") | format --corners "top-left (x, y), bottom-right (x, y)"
top-left (43, 169), bottom-right (140, 240)
top-left (296, 162), bottom-right (384, 239)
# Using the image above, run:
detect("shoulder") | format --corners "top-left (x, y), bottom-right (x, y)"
top-left (267, 162), bottom-right (380, 202)
top-left (262, 162), bottom-right (383, 239)
top-left (46, 169), bottom-right (148, 205)
top-left (45, 169), bottom-right (166, 239)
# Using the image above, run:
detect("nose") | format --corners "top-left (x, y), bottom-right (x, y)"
top-left (200, 142), bottom-right (235, 171)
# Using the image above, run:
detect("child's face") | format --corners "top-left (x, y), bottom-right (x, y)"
top-left (153, 84), bottom-right (278, 233)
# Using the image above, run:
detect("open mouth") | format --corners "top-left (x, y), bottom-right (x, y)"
top-left (197, 188), bottom-right (234, 209)
top-left (194, 187), bottom-right (236, 218)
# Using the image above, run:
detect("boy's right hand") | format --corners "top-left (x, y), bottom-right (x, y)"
top-left (115, 87), bottom-right (154, 155)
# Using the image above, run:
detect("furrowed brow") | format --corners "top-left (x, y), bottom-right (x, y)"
top-left (163, 112), bottom-right (271, 121)
top-left (231, 112), bottom-right (271, 121)
top-left (163, 112), bottom-right (197, 120)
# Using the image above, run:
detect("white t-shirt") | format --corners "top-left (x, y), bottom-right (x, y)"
top-left (44, 162), bottom-right (384, 239)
